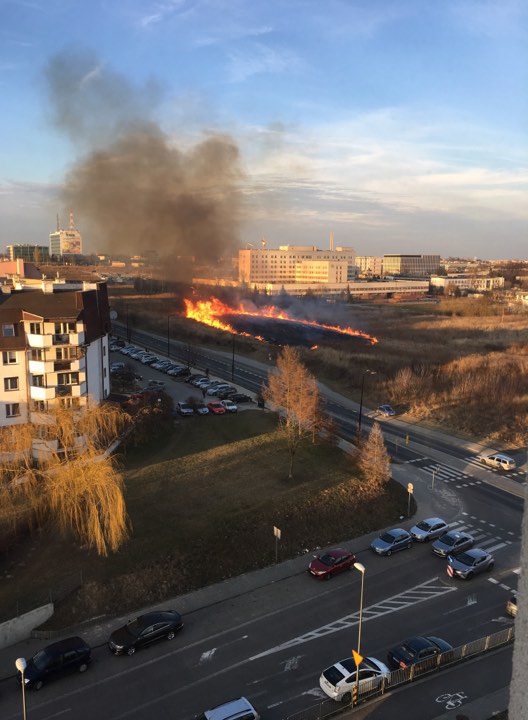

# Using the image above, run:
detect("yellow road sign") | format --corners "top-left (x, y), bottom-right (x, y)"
top-left (352, 649), bottom-right (363, 667)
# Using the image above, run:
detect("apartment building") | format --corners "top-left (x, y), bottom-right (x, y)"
top-left (0, 281), bottom-right (111, 443)
top-left (239, 245), bottom-right (357, 285)
top-left (430, 275), bottom-right (505, 292)
top-left (355, 256), bottom-right (383, 277)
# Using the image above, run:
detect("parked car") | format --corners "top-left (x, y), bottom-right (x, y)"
top-left (197, 697), bottom-right (260, 720)
top-left (447, 548), bottom-right (494, 579)
top-left (370, 528), bottom-right (412, 556)
top-left (17, 636), bottom-right (91, 690)
top-left (217, 388), bottom-right (238, 400)
top-left (378, 404), bottom-right (396, 417)
top-left (230, 393), bottom-right (252, 404)
top-left (110, 362), bottom-right (125, 374)
top-left (432, 530), bottom-right (474, 558)
top-left (148, 379), bottom-right (166, 390)
top-left (220, 399), bottom-right (238, 413)
top-left (194, 403), bottom-right (210, 415)
top-left (477, 453), bottom-right (516, 471)
top-left (167, 366), bottom-right (189, 377)
top-left (308, 548), bottom-right (356, 580)
top-left (410, 517), bottom-right (449, 542)
top-left (387, 635), bottom-right (453, 669)
top-left (141, 354), bottom-right (159, 365)
top-left (192, 377), bottom-right (211, 388)
top-left (206, 383), bottom-right (230, 395)
top-left (108, 610), bottom-right (183, 656)
top-left (207, 401), bottom-right (226, 415)
top-left (177, 402), bottom-right (194, 417)
top-left (506, 595), bottom-right (518, 618)
top-left (319, 656), bottom-right (390, 703)
top-left (152, 360), bottom-right (173, 371)
top-left (186, 373), bottom-right (206, 384)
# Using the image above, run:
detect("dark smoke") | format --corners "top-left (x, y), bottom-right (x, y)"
top-left (44, 51), bottom-right (243, 266)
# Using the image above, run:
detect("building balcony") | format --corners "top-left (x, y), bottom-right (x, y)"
top-left (27, 333), bottom-right (53, 349)
top-left (30, 385), bottom-right (57, 401)
top-left (71, 381), bottom-right (87, 397)
top-left (52, 334), bottom-right (70, 346)
top-left (29, 359), bottom-right (55, 375)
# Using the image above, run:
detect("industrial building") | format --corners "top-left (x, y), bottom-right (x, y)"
top-left (382, 254), bottom-right (441, 277)
top-left (430, 275), bottom-right (505, 292)
top-left (49, 211), bottom-right (83, 257)
top-left (7, 244), bottom-right (50, 263)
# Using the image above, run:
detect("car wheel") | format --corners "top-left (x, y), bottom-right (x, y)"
top-left (407, 542), bottom-right (412, 549)
top-left (386, 550), bottom-right (392, 557)
top-left (79, 663), bottom-right (88, 673)
top-left (126, 646), bottom-right (136, 656)
top-left (167, 630), bottom-right (175, 640)
top-left (325, 573), bottom-right (332, 580)
top-left (34, 680), bottom-right (43, 691)
top-left (341, 691), bottom-right (352, 704)
top-left (467, 572), bottom-right (474, 580)
top-left (488, 562), bottom-right (494, 571)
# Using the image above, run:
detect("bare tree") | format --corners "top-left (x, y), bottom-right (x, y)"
top-left (0, 403), bottom-right (130, 556)
top-left (358, 422), bottom-right (391, 487)
top-left (263, 346), bottom-right (324, 479)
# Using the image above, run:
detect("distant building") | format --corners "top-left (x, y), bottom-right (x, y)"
top-left (355, 256), bottom-right (383, 277)
top-left (383, 254), bottom-right (441, 277)
top-left (49, 212), bottom-right (83, 257)
top-left (231, 278), bottom-right (429, 298)
top-left (239, 245), bottom-right (357, 285)
top-left (430, 275), bottom-right (505, 292)
top-left (0, 279), bottom-right (111, 459)
top-left (7, 244), bottom-right (50, 263)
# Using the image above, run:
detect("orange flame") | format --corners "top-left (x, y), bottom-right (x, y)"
top-left (184, 297), bottom-right (378, 345)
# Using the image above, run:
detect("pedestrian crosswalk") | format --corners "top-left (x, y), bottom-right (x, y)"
top-left (463, 455), bottom-right (527, 480)
top-left (405, 457), bottom-right (526, 487)
top-left (448, 513), bottom-right (521, 552)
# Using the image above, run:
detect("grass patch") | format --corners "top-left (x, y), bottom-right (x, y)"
top-left (1, 411), bottom-right (410, 629)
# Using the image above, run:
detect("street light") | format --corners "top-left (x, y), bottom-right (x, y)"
top-left (15, 657), bottom-right (27, 720)
top-left (357, 370), bottom-right (376, 437)
top-left (231, 334), bottom-right (236, 382)
top-left (353, 562), bottom-right (366, 704)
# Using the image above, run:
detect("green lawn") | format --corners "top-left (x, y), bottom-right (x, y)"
top-left (0, 411), bottom-right (411, 628)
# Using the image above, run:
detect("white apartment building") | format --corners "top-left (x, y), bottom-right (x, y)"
top-left (49, 228), bottom-right (83, 257)
top-left (295, 260), bottom-right (348, 284)
top-left (0, 281), bottom-right (111, 457)
top-left (430, 275), bottom-right (505, 292)
top-left (355, 256), bottom-right (384, 277)
top-left (238, 245), bottom-right (357, 285)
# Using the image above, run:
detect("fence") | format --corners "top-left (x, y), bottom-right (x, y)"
top-left (0, 571), bottom-right (83, 626)
top-left (286, 627), bottom-right (514, 720)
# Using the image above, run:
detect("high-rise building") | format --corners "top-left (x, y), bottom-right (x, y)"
top-left (49, 211), bottom-right (83, 257)
top-left (382, 254), bottom-right (440, 277)
top-left (239, 245), bottom-right (356, 285)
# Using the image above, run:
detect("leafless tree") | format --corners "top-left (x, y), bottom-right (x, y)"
top-left (0, 403), bottom-right (130, 556)
top-left (263, 346), bottom-right (325, 479)
top-left (358, 422), bottom-right (391, 488)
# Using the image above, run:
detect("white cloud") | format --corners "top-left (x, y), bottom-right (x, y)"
top-left (227, 43), bottom-right (302, 82)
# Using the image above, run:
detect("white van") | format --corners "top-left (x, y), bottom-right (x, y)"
top-left (478, 453), bottom-right (516, 471)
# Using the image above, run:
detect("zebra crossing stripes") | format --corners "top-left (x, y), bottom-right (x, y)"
top-left (463, 456), bottom-right (527, 479)
top-left (422, 460), bottom-right (481, 486)
top-left (449, 516), bottom-right (520, 551)
top-left (248, 578), bottom-right (456, 661)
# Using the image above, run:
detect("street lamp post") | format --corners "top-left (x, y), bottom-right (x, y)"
top-left (354, 562), bottom-right (366, 704)
top-left (15, 657), bottom-right (27, 720)
top-left (167, 315), bottom-right (170, 358)
top-left (231, 334), bottom-right (236, 382)
top-left (357, 370), bottom-right (376, 436)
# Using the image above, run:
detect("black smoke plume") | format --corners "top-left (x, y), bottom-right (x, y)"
top-left (44, 51), bottom-right (243, 268)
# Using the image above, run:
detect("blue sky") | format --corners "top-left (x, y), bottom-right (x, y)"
top-left (0, 0), bottom-right (526, 259)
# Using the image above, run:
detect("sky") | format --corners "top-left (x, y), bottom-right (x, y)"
top-left (0, 0), bottom-right (527, 260)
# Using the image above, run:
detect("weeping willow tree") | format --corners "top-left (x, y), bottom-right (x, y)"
top-left (0, 402), bottom-right (131, 557)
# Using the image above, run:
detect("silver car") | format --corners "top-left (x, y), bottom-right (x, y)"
top-left (478, 453), bottom-right (516, 471)
top-left (320, 656), bottom-right (390, 703)
top-left (410, 517), bottom-right (448, 542)
top-left (447, 548), bottom-right (494, 579)
top-left (370, 528), bottom-right (412, 556)
top-left (432, 531), bottom-right (474, 558)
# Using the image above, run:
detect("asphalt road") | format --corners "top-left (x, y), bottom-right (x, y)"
top-left (1, 323), bottom-right (518, 719)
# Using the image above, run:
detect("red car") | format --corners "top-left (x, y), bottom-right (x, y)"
top-left (308, 548), bottom-right (356, 580)
top-left (207, 402), bottom-right (226, 415)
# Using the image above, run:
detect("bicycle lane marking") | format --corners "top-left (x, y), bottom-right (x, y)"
top-left (249, 577), bottom-right (457, 660)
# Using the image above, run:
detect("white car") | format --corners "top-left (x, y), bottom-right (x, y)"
top-left (320, 656), bottom-right (390, 703)
top-left (198, 697), bottom-right (259, 720)
top-left (220, 400), bottom-right (238, 413)
top-left (478, 453), bottom-right (516, 471)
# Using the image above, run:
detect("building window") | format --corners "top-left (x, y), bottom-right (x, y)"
top-left (2, 324), bottom-right (15, 337)
top-left (32, 375), bottom-right (45, 387)
top-left (57, 372), bottom-right (79, 386)
top-left (59, 397), bottom-right (80, 409)
top-left (30, 348), bottom-right (44, 361)
top-left (29, 322), bottom-right (42, 335)
top-left (55, 321), bottom-right (76, 334)
top-left (56, 347), bottom-right (78, 360)
top-left (2, 351), bottom-right (17, 365)
top-left (4, 377), bottom-right (19, 391)
top-left (32, 400), bottom-right (47, 412)
top-left (6, 403), bottom-right (20, 418)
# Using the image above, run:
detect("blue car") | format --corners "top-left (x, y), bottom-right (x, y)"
top-left (370, 528), bottom-right (413, 556)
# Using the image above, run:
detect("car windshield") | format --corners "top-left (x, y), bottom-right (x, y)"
top-left (441, 534), bottom-right (457, 546)
top-left (417, 520), bottom-right (432, 531)
top-left (125, 619), bottom-right (142, 637)
top-left (380, 532), bottom-right (396, 543)
top-left (318, 554), bottom-right (336, 566)
top-left (31, 650), bottom-right (51, 670)
top-left (456, 552), bottom-right (475, 565)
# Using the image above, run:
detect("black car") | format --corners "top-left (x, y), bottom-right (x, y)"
top-left (108, 610), bottom-right (183, 656)
top-left (230, 393), bottom-right (252, 404)
top-left (17, 636), bottom-right (91, 690)
top-left (387, 635), bottom-right (453, 669)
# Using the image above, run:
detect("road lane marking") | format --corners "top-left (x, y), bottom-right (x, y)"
top-left (248, 578), bottom-right (456, 660)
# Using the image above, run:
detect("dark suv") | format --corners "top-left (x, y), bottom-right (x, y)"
top-left (17, 636), bottom-right (91, 690)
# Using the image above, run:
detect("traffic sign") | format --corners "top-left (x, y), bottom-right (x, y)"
top-left (352, 649), bottom-right (363, 667)
top-left (407, 482), bottom-right (414, 494)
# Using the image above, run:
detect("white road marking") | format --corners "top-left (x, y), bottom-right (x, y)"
top-left (284, 655), bottom-right (303, 671)
top-left (199, 648), bottom-right (217, 662)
